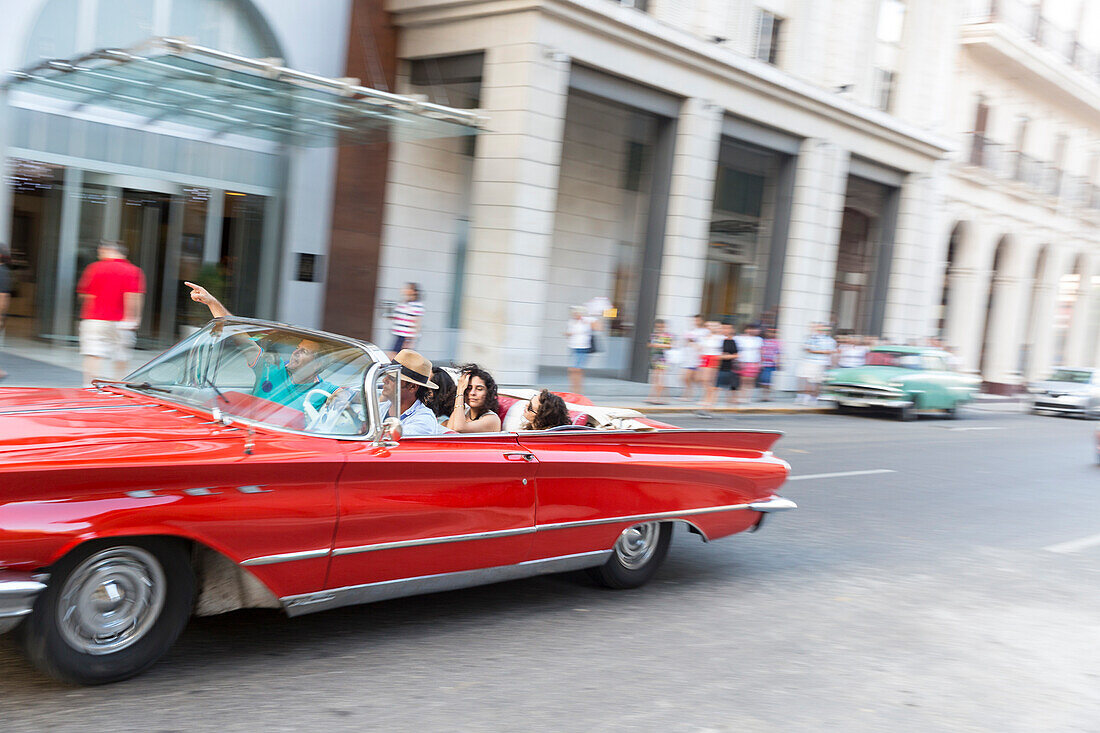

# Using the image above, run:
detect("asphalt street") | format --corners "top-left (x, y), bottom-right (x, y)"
top-left (2, 403), bottom-right (1098, 732)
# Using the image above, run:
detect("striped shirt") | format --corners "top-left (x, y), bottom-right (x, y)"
top-left (391, 300), bottom-right (424, 338)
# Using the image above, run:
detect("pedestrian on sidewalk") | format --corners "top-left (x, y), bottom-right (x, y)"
top-left (758, 327), bottom-right (782, 401)
top-left (797, 322), bottom-right (836, 404)
top-left (389, 282), bottom-right (424, 356)
top-left (565, 305), bottom-right (596, 394)
top-left (698, 320), bottom-right (725, 411)
top-left (646, 319), bottom-right (673, 403)
top-left (76, 241), bottom-right (145, 384)
top-left (0, 247), bottom-right (11, 381)
top-left (680, 314), bottom-right (709, 401)
top-left (734, 322), bottom-right (763, 404)
top-left (714, 322), bottom-right (740, 406)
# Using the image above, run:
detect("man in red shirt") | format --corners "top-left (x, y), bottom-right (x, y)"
top-left (76, 241), bottom-right (146, 383)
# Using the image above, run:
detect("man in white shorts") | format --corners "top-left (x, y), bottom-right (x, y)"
top-left (76, 241), bottom-right (146, 383)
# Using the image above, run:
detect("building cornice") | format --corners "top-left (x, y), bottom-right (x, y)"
top-left (959, 22), bottom-right (1100, 118)
top-left (387, 0), bottom-right (954, 163)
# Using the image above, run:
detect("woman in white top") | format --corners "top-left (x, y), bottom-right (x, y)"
top-left (733, 323), bottom-right (764, 401)
top-left (565, 306), bottom-right (596, 394)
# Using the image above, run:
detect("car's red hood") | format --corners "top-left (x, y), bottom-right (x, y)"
top-left (0, 387), bottom-right (227, 455)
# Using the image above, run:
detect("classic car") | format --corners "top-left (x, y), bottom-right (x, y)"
top-left (1029, 367), bottom-right (1100, 419)
top-left (821, 345), bottom-right (980, 421)
top-left (0, 318), bottom-right (795, 685)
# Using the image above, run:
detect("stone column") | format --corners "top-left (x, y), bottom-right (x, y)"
top-left (1029, 247), bottom-right (1071, 378)
top-left (654, 98), bottom-right (722, 333)
top-left (774, 140), bottom-right (851, 390)
top-left (457, 43), bottom-right (571, 383)
top-left (942, 266), bottom-right (986, 372)
top-left (982, 272), bottom-right (1028, 386)
top-left (883, 167), bottom-right (947, 342)
top-left (1063, 255), bottom-right (1094, 366)
top-left (53, 167), bottom-right (84, 339)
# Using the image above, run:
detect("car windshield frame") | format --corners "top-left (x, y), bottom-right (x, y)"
top-left (119, 318), bottom-right (391, 440)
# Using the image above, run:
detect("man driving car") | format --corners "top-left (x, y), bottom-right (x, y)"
top-left (185, 282), bottom-right (335, 413)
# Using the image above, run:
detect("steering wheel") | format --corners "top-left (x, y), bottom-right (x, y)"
top-left (304, 387), bottom-right (362, 434)
top-left (302, 387), bottom-right (335, 425)
top-left (545, 423), bottom-right (597, 431)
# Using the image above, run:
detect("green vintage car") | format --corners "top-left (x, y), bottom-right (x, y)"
top-left (822, 346), bottom-right (981, 421)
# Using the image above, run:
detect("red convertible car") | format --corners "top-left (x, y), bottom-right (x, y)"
top-left (0, 319), bottom-right (794, 684)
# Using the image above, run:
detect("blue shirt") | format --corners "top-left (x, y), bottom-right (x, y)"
top-left (400, 399), bottom-right (446, 437)
top-left (252, 361), bottom-right (334, 412)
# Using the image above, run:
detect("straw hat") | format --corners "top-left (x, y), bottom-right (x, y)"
top-left (392, 349), bottom-right (438, 389)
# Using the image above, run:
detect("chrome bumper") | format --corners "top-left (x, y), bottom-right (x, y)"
top-left (821, 395), bottom-right (912, 409)
top-left (0, 573), bottom-right (48, 634)
top-left (749, 496), bottom-right (797, 512)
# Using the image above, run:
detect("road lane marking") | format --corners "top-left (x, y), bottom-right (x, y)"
top-left (1044, 533), bottom-right (1100, 554)
top-left (941, 426), bottom-right (1005, 431)
top-left (787, 469), bottom-right (896, 481)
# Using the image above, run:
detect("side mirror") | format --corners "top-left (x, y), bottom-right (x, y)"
top-left (381, 416), bottom-right (403, 444)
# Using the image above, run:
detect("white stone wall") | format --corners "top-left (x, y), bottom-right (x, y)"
top-left (539, 94), bottom-right (655, 371)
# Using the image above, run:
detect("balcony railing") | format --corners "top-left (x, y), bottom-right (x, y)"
top-left (965, 133), bottom-right (1092, 206)
top-left (964, 0), bottom-right (1100, 87)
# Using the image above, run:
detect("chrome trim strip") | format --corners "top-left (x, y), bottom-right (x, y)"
top-left (535, 502), bottom-right (756, 532)
top-left (328, 501), bottom-right (798, 558)
top-left (280, 550), bottom-right (612, 617)
top-left (332, 526), bottom-right (536, 557)
top-left (241, 548), bottom-right (331, 567)
top-left (748, 497), bottom-right (798, 513)
top-left (0, 577), bottom-right (48, 633)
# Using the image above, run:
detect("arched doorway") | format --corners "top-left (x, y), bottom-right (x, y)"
top-left (936, 222), bottom-right (964, 339)
top-left (978, 236), bottom-right (1009, 378)
top-left (1054, 254), bottom-right (1086, 365)
top-left (1020, 245), bottom-right (1048, 378)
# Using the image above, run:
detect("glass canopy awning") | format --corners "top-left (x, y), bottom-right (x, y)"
top-left (2, 37), bottom-right (484, 146)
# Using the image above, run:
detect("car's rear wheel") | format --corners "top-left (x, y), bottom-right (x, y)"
top-left (587, 522), bottom-right (671, 589)
top-left (20, 538), bottom-right (194, 685)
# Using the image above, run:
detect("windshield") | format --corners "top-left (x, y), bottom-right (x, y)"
top-left (865, 351), bottom-right (922, 369)
top-left (1049, 369), bottom-right (1092, 384)
top-left (124, 321), bottom-right (385, 435)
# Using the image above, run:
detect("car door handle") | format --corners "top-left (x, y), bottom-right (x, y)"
top-left (503, 452), bottom-right (536, 462)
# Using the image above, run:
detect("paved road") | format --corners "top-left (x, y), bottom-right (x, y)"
top-left (2, 405), bottom-right (1098, 731)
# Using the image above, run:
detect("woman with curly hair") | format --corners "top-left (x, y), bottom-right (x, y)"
top-left (446, 363), bottom-right (502, 433)
top-left (522, 389), bottom-right (571, 430)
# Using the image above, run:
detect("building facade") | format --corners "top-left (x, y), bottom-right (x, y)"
top-left (940, 0), bottom-right (1100, 387)
top-left (4, 0), bottom-right (1098, 390)
top-left (375, 0), bottom-right (1100, 387)
top-left (0, 0), bottom-right (356, 348)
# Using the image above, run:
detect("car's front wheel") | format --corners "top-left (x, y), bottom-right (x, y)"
top-left (587, 522), bottom-right (671, 589)
top-left (20, 538), bottom-right (194, 685)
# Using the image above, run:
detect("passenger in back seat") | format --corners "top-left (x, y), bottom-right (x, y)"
top-left (446, 363), bottom-right (503, 433)
top-left (521, 389), bottom-right (571, 431)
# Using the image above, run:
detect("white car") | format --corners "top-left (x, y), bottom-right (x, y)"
top-left (1030, 368), bottom-right (1100, 419)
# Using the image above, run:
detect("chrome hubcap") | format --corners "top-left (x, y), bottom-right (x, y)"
top-left (57, 547), bottom-right (166, 655)
top-left (614, 522), bottom-right (661, 570)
